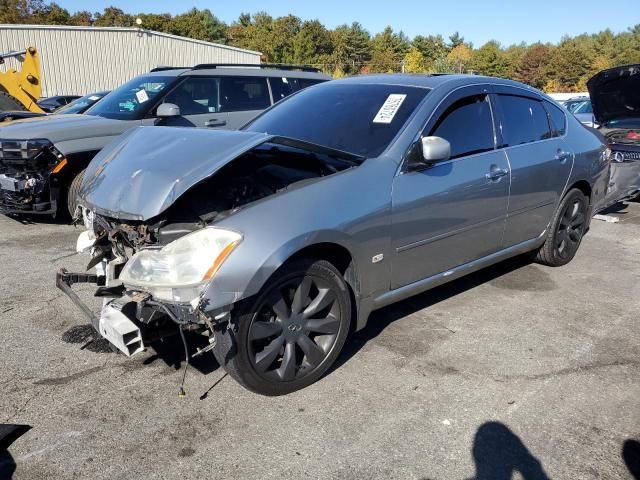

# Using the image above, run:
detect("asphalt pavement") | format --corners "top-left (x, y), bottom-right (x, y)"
top-left (0, 200), bottom-right (639, 479)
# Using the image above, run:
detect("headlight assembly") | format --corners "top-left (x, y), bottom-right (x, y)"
top-left (119, 227), bottom-right (242, 303)
top-left (0, 138), bottom-right (52, 160)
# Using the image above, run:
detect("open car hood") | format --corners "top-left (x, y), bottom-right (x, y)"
top-left (79, 127), bottom-right (274, 221)
top-left (587, 64), bottom-right (640, 125)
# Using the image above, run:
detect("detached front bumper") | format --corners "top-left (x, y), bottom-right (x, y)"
top-left (56, 268), bottom-right (204, 356)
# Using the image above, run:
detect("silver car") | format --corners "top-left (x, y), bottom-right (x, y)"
top-left (59, 74), bottom-right (609, 395)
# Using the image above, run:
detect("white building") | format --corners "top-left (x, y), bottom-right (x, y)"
top-left (0, 24), bottom-right (261, 97)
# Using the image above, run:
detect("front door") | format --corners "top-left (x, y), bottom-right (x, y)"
top-left (391, 91), bottom-right (511, 289)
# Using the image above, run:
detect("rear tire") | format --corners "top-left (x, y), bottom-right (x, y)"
top-left (534, 188), bottom-right (588, 267)
top-left (66, 169), bottom-right (86, 218)
top-left (0, 91), bottom-right (26, 112)
top-left (213, 258), bottom-right (351, 396)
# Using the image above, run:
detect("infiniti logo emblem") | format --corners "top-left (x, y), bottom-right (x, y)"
top-left (288, 324), bottom-right (302, 332)
top-left (613, 151), bottom-right (625, 163)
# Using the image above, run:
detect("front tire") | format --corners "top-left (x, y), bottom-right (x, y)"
top-left (66, 169), bottom-right (86, 218)
top-left (213, 259), bottom-right (351, 396)
top-left (534, 188), bottom-right (588, 267)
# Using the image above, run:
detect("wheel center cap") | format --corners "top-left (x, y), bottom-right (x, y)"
top-left (287, 323), bottom-right (302, 332)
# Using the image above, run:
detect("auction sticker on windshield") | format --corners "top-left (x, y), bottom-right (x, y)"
top-left (373, 94), bottom-right (407, 124)
top-left (135, 89), bottom-right (149, 104)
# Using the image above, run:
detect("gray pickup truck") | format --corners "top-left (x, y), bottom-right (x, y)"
top-left (0, 64), bottom-right (329, 217)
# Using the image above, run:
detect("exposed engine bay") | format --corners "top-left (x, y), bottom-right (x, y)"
top-left (88, 141), bottom-right (355, 249)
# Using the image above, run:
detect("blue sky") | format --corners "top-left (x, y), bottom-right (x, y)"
top-left (55, 1), bottom-right (638, 46)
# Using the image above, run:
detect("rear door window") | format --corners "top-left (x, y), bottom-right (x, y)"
top-left (219, 77), bottom-right (271, 112)
top-left (497, 95), bottom-right (552, 146)
top-left (544, 101), bottom-right (567, 136)
top-left (429, 94), bottom-right (495, 159)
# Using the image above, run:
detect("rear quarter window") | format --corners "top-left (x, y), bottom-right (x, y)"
top-left (497, 95), bottom-right (552, 147)
top-left (545, 101), bottom-right (567, 136)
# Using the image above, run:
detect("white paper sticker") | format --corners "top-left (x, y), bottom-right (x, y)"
top-left (135, 89), bottom-right (149, 104)
top-left (373, 94), bottom-right (407, 124)
top-left (88, 95), bottom-right (100, 101)
top-left (282, 77), bottom-right (288, 84)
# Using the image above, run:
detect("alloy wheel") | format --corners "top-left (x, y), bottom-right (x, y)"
top-left (555, 196), bottom-right (586, 260)
top-left (247, 275), bottom-right (342, 382)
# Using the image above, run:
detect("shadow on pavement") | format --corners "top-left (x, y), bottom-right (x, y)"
top-left (470, 421), bottom-right (550, 480)
top-left (623, 439), bottom-right (640, 479)
top-left (0, 424), bottom-right (31, 480)
top-left (334, 254), bottom-right (533, 370)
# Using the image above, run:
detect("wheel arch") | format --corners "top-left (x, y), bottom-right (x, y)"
top-left (567, 179), bottom-right (592, 202)
top-left (225, 236), bottom-right (361, 334)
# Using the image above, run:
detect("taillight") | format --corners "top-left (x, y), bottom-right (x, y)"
top-left (626, 131), bottom-right (640, 140)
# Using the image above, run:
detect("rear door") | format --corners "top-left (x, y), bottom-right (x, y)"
top-left (492, 88), bottom-right (573, 246)
top-left (391, 86), bottom-right (511, 288)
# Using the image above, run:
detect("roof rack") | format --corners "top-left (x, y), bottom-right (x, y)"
top-left (192, 63), bottom-right (320, 73)
top-left (150, 66), bottom-right (189, 72)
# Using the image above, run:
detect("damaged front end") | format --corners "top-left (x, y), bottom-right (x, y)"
top-left (56, 126), bottom-right (361, 358)
top-left (57, 212), bottom-right (237, 356)
top-left (0, 139), bottom-right (67, 214)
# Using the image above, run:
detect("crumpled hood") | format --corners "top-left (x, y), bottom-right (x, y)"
top-left (78, 126), bottom-right (272, 221)
top-left (0, 114), bottom-right (132, 153)
top-left (587, 64), bottom-right (640, 125)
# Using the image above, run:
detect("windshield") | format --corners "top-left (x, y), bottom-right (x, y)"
top-left (573, 100), bottom-right (593, 114)
top-left (85, 76), bottom-right (175, 120)
top-left (245, 83), bottom-right (429, 157)
top-left (56, 92), bottom-right (108, 115)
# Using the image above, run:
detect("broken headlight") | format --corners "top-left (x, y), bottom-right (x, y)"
top-left (119, 227), bottom-right (242, 304)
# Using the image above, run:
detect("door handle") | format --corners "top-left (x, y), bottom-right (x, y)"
top-left (556, 150), bottom-right (572, 164)
top-left (485, 167), bottom-right (508, 181)
top-left (205, 118), bottom-right (227, 127)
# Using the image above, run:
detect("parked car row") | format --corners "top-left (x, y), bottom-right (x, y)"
top-left (1, 63), bottom-right (638, 396)
top-left (0, 65), bottom-right (329, 217)
top-left (0, 91), bottom-right (110, 122)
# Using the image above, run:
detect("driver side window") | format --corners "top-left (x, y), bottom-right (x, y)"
top-left (429, 94), bottom-right (496, 159)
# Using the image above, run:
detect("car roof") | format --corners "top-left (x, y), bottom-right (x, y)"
top-left (147, 66), bottom-right (330, 80)
top-left (334, 73), bottom-right (540, 92)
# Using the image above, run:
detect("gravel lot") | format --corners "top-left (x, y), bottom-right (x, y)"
top-left (1, 201), bottom-right (639, 480)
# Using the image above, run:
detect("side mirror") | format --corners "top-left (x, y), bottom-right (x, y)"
top-left (157, 103), bottom-right (181, 118)
top-left (421, 136), bottom-right (451, 163)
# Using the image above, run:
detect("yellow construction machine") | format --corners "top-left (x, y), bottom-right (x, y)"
top-left (0, 46), bottom-right (45, 113)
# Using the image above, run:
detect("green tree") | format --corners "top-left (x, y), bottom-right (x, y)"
top-left (331, 22), bottom-right (371, 74)
top-left (545, 38), bottom-right (593, 91)
top-left (94, 7), bottom-right (133, 27)
top-left (447, 44), bottom-right (472, 73)
top-left (370, 26), bottom-right (409, 72)
top-left (403, 46), bottom-right (425, 73)
top-left (70, 10), bottom-right (93, 25)
top-left (412, 34), bottom-right (448, 70)
top-left (448, 31), bottom-right (464, 49)
top-left (169, 8), bottom-right (226, 43)
top-left (471, 40), bottom-right (510, 77)
top-left (292, 20), bottom-right (332, 65)
top-left (516, 43), bottom-right (551, 89)
top-left (136, 13), bottom-right (172, 33)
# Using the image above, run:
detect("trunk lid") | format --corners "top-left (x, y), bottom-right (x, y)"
top-left (587, 64), bottom-right (640, 126)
